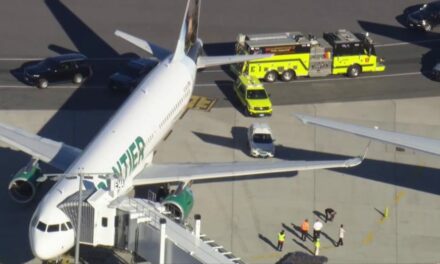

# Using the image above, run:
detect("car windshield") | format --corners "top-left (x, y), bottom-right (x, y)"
top-left (253, 133), bottom-right (272, 144)
top-left (421, 3), bottom-right (440, 13)
top-left (247, 89), bottom-right (268, 99)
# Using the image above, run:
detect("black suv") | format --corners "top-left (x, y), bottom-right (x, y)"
top-left (23, 53), bottom-right (92, 88)
top-left (407, 1), bottom-right (440, 31)
top-left (108, 58), bottom-right (158, 92)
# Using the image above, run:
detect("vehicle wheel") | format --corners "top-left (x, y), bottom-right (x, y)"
top-left (424, 23), bottom-right (432, 32)
top-left (264, 71), bottom-right (278, 82)
top-left (281, 70), bottom-right (295, 82)
top-left (37, 78), bottom-right (48, 89)
top-left (245, 108), bottom-right (250, 116)
top-left (347, 65), bottom-right (361, 78)
top-left (73, 73), bottom-right (83, 84)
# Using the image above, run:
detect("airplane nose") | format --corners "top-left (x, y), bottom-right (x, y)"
top-left (29, 225), bottom-right (74, 260)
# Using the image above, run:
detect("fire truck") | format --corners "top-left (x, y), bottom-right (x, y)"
top-left (231, 29), bottom-right (385, 82)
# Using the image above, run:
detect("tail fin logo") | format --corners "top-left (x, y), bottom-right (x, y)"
top-left (184, 0), bottom-right (200, 52)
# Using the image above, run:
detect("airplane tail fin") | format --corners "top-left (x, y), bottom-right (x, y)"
top-left (173, 0), bottom-right (201, 61)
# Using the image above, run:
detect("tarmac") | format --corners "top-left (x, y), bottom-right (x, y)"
top-left (0, 0), bottom-right (440, 263)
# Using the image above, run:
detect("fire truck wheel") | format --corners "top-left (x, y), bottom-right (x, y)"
top-left (347, 65), bottom-right (361, 78)
top-left (281, 70), bottom-right (295, 81)
top-left (264, 71), bottom-right (278, 82)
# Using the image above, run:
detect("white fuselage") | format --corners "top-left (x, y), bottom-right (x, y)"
top-left (29, 54), bottom-right (196, 260)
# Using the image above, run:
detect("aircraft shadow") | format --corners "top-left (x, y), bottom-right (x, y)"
top-left (1, 0), bottom-right (141, 261)
top-left (192, 130), bottom-right (440, 196)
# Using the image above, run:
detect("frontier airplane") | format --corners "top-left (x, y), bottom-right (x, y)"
top-left (1, 0), bottom-right (362, 260)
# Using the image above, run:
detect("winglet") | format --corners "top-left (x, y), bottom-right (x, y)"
top-left (343, 157), bottom-right (363, 167)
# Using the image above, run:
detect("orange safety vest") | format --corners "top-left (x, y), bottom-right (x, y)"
top-left (301, 221), bottom-right (309, 232)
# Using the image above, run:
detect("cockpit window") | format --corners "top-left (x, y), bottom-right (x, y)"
top-left (66, 222), bottom-right (73, 229)
top-left (61, 223), bottom-right (68, 231)
top-left (47, 224), bottom-right (60, 232)
top-left (36, 221), bottom-right (47, 232)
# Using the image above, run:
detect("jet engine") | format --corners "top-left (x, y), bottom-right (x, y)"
top-left (8, 158), bottom-right (42, 203)
top-left (161, 186), bottom-right (194, 221)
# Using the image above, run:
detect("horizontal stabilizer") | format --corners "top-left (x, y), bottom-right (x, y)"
top-left (196, 54), bottom-right (272, 69)
top-left (132, 158), bottom-right (361, 186)
top-left (115, 30), bottom-right (171, 60)
top-left (0, 122), bottom-right (82, 170)
top-left (296, 113), bottom-right (440, 156)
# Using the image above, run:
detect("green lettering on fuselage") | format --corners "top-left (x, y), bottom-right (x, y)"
top-left (112, 136), bottom-right (146, 179)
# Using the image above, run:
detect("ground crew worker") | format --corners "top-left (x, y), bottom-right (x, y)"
top-left (324, 208), bottom-right (336, 222)
top-left (300, 219), bottom-right (309, 241)
top-left (336, 224), bottom-right (345, 247)
top-left (313, 219), bottom-right (323, 241)
top-left (314, 238), bottom-right (321, 256)
top-left (277, 230), bottom-right (286, 251)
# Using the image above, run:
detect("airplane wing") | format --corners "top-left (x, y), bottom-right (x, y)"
top-left (196, 54), bottom-right (272, 69)
top-left (132, 158), bottom-right (362, 186)
top-left (296, 113), bottom-right (440, 156)
top-left (115, 30), bottom-right (171, 60)
top-left (0, 122), bottom-right (82, 170)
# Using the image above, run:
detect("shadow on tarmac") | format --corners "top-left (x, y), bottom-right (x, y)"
top-left (358, 16), bottom-right (440, 80)
top-left (320, 231), bottom-right (336, 247)
top-left (276, 251), bottom-right (328, 264)
top-left (258, 233), bottom-right (278, 251)
top-left (1, 0), bottom-right (138, 262)
top-left (313, 210), bottom-right (326, 222)
top-left (282, 223), bottom-right (301, 240)
top-left (192, 129), bottom-right (440, 196)
top-left (291, 239), bottom-right (314, 255)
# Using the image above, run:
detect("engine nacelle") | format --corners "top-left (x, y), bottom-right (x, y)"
top-left (8, 159), bottom-right (42, 203)
top-left (161, 186), bottom-right (194, 221)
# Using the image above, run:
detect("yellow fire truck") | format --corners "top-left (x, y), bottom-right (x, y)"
top-left (232, 29), bottom-right (385, 82)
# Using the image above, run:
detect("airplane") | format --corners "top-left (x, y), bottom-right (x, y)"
top-left (0, 0), bottom-right (363, 260)
top-left (296, 113), bottom-right (440, 156)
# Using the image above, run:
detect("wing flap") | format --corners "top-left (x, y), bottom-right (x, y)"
top-left (0, 122), bottom-right (81, 171)
top-left (296, 114), bottom-right (440, 156)
top-left (132, 158), bottom-right (361, 186)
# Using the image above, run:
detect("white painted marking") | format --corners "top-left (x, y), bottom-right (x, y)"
top-left (376, 38), bottom-right (440, 47)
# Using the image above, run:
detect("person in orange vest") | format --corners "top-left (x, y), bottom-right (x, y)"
top-left (300, 219), bottom-right (309, 241)
top-left (277, 230), bottom-right (286, 251)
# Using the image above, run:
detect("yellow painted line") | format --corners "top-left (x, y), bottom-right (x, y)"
top-left (362, 231), bottom-right (374, 246)
top-left (187, 95), bottom-right (201, 109)
top-left (187, 95), bottom-right (217, 112)
top-left (395, 191), bottom-right (406, 204)
top-left (361, 191), bottom-right (406, 246)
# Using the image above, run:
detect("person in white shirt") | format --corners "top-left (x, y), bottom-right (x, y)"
top-left (313, 219), bottom-right (323, 241)
top-left (336, 224), bottom-right (345, 247)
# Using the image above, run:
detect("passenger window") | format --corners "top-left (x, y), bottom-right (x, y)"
top-left (66, 222), bottom-right (73, 229)
top-left (61, 224), bottom-right (68, 231)
top-left (47, 224), bottom-right (60, 232)
top-left (36, 222), bottom-right (47, 232)
top-left (102, 217), bottom-right (108, 227)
